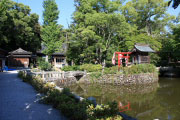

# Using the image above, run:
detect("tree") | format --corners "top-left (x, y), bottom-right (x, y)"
top-left (168, 0), bottom-right (180, 9)
top-left (68, 0), bottom-right (131, 65)
top-left (41, 0), bottom-right (62, 56)
top-left (122, 0), bottom-right (175, 36)
top-left (170, 24), bottom-right (180, 60)
top-left (43, 0), bottom-right (59, 25)
top-left (0, 0), bottom-right (41, 52)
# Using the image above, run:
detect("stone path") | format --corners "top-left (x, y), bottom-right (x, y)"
top-left (0, 71), bottom-right (67, 120)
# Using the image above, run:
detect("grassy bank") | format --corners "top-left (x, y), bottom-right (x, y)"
top-left (62, 64), bottom-right (157, 80)
top-left (18, 71), bottom-right (123, 120)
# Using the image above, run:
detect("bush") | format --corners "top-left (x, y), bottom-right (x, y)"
top-left (87, 101), bottom-right (121, 120)
top-left (125, 64), bottom-right (156, 74)
top-left (80, 64), bottom-right (102, 72)
top-left (90, 72), bottom-right (102, 80)
top-left (104, 64), bottom-right (156, 75)
top-left (61, 64), bottom-right (102, 72)
top-left (61, 65), bottom-right (80, 71)
top-left (18, 71), bottom-right (24, 78)
top-left (104, 66), bottom-right (119, 74)
top-left (37, 57), bottom-right (52, 71)
top-left (18, 71), bottom-right (123, 120)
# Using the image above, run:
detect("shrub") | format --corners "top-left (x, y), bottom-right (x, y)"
top-left (61, 65), bottom-right (80, 71)
top-left (61, 64), bottom-right (102, 72)
top-left (87, 101), bottom-right (120, 120)
top-left (104, 66), bottom-right (119, 74)
top-left (126, 64), bottom-right (156, 74)
top-left (18, 71), bottom-right (24, 78)
top-left (90, 72), bottom-right (102, 80)
top-left (37, 57), bottom-right (52, 71)
top-left (18, 71), bottom-right (123, 120)
top-left (104, 64), bottom-right (156, 75)
top-left (80, 64), bottom-right (102, 72)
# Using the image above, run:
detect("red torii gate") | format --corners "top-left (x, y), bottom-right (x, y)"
top-left (112, 52), bottom-right (132, 70)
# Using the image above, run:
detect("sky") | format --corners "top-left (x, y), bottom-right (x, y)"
top-left (13, 0), bottom-right (180, 29)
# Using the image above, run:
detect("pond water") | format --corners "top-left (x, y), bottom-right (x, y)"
top-left (58, 78), bottom-right (180, 120)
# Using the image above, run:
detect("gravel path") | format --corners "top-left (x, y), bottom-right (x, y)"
top-left (0, 71), bottom-right (67, 120)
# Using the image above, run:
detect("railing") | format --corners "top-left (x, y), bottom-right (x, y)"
top-left (23, 70), bottom-right (86, 82)
top-left (30, 71), bottom-right (65, 79)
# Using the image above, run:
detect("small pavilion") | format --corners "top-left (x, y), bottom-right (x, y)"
top-left (8, 48), bottom-right (32, 68)
top-left (52, 52), bottom-right (67, 68)
top-left (131, 44), bottom-right (155, 64)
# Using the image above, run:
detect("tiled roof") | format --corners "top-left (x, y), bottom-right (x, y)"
top-left (9, 48), bottom-right (32, 55)
top-left (134, 44), bottom-right (155, 52)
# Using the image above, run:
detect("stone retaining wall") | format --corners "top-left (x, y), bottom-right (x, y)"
top-left (79, 73), bottom-right (158, 85)
top-left (56, 76), bottom-right (77, 87)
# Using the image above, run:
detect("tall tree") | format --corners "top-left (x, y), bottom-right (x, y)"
top-left (67, 0), bottom-right (131, 65)
top-left (41, 0), bottom-right (62, 56)
top-left (122, 0), bottom-right (175, 36)
top-left (0, 0), bottom-right (41, 52)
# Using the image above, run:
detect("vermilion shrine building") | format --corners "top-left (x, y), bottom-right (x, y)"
top-left (113, 44), bottom-right (155, 68)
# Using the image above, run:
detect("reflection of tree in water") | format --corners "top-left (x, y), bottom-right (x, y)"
top-left (146, 78), bottom-right (180, 120)
top-left (56, 78), bottom-right (180, 120)
top-left (69, 83), bottom-right (159, 104)
top-left (66, 83), bottom-right (160, 119)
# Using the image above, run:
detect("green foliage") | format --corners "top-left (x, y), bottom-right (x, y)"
top-left (41, 0), bottom-right (62, 56)
top-left (104, 66), bottom-right (119, 74)
top-left (67, 0), bottom-right (131, 65)
top-left (87, 101), bottom-right (120, 120)
top-left (18, 71), bottom-right (122, 120)
top-left (61, 65), bottom-right (80, 71)
top-left (159, 24), bottom-right (180, 65)
top-left (122, 0), bottom-right (175, 35)
top-left (43, 0), bottom-right (59, 25)
top-left (41, 23), bottom-right (62, 55)
top-left (90, 72), bottom-right (102, 80)
top-left (123, 64), bottom-right (157, 75)
top-left (61, 64), bottom-right (102, 72)
top-left (150, 53), bottom-right (161, 65)
top-left (0, 0), bottom-right (41, 52)
top-left (80, 64), bottom-right (102, 72)
top-left (37, 57), bottom-right (52, 71)
top-left (66, 0), bottom-right (176, 67)
top-left (104, 64), bottom-right (156, 75)
top-left (125, 33), bottom-right (162, 51)
top-left (18, 71), bottom-right (24, 79)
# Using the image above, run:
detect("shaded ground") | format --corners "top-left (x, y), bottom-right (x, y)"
top-left (0, 71), bottom-right (67, 120)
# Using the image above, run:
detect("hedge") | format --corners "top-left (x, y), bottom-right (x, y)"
top-left (18, 71), bottom-right (123, 120)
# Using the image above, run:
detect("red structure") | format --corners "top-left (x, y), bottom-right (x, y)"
top-left (112, 52), bottom-right (132, 70)
top-left (118, 102), bottom-right (131, 112)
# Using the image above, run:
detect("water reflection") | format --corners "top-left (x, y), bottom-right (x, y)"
top-left (57, 78), bottom-right (180, 120)
top-left (68, 83), bottom-right (159, 105)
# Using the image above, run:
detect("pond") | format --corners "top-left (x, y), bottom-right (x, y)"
top-left (57, 77), bottom-right (180, 120)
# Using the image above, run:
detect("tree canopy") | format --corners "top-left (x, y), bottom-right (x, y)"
top-left (0, 0), bottom-right (41, 52)
top-left (41, 0), bottom-right (62, 56)
top-left (66, 0), bottom-right (178, 66)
